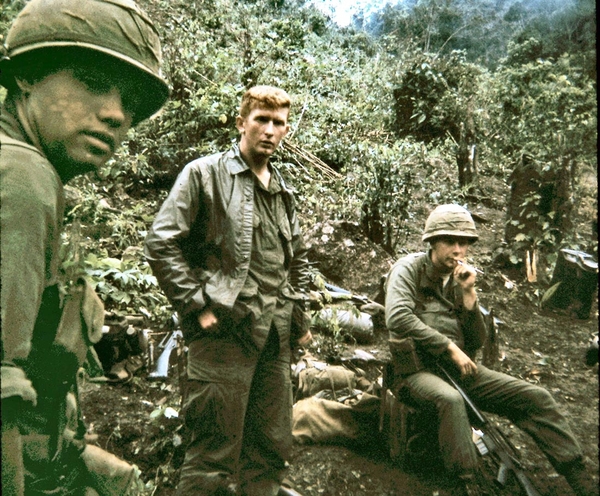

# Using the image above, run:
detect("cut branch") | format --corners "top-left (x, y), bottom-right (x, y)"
top-left (281, 140), bottom-right (342, 181)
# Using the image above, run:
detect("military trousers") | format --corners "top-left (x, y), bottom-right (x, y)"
top-left (176, 325), bottom-right (292, 496)
top-left (398, 364), bottom-right (583, 476)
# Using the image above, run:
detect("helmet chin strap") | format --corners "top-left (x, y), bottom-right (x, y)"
top-left (13, 89), bottom-right (44, 158)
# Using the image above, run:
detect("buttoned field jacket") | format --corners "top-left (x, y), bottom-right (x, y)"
top-left (144, 145), bottom-right (311, 325)
top-left (385, 252), bottom-right (487, 366)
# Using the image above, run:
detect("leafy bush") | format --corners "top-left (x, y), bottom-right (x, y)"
top-left (84, 250), bottom-right (169, 319)
top-left (490, 47), bottom-right (597, 261)
top-left (340, 141), bottom-right (424, 254)
top-left (392, 49), bottom-right (490, 145)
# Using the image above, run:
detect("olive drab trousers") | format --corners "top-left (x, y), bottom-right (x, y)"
top-left (398, 364), bottom-right (583, 476)
top-left (176, 325), bottom-right (292, 496)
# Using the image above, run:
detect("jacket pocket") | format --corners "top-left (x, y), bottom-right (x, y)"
top-left (278, 216), bottom-right (294, 261)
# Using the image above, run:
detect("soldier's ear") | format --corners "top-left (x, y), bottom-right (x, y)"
top-left (236, 115), bottom-right (245, 134)
top-left (14, 77), bottom-right (33, 96)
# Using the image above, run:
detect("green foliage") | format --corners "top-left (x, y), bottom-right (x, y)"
top-left (309, 305), bottom-right (358, 362)
top-left (60, 178), bottom-right (171, 321)
top-left (84, 250), bottom-right (170, 318)
top-left (0, 0), bottom-right (26, 37)
top-left (490, 46), bottom-right (596, 258)
top-left (508, 0), bottom-right (597, 79)
top-left (492, 50), bottom-right (596, 163)
top-left (2, 0), bottom-right (596, 315)
top-left (341, 141), bottom-right (421, 253)
top-left (393, 49), bottom-right (491, 144)
top-left (365, 0), bottom-right (595, 74)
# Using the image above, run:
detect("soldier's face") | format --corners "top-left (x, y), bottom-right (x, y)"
top-left (430, 236), bottom-right (471, 273)
top-left (20, 65), bottom-right (135, 181)
top-left (236, 105), bottom-right (290, 162)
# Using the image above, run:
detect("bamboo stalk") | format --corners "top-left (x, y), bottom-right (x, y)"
top-left (281, 140), bottom-right (342, 180)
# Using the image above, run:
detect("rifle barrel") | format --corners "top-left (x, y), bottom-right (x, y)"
top-left (438, 364), bottom-right (541, 496)
top-left (323, 282), bottom-right (352, 295)
top-left (438, 365), bottom-right (486, 425)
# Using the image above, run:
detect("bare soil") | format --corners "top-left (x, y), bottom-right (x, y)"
top-left (80, 198), bottom-right (599, 496)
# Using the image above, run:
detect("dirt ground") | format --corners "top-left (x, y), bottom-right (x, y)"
top-left (79, 199), bottom-right (599, 496)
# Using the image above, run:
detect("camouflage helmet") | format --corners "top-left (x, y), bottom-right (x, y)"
top-left (0, 0), bottom-right (169, 124)
top-left (422, 204), bottom-right (478, 243)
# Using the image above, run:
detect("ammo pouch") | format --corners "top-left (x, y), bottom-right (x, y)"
top-left (28, 278), bottom-right (104, 393)
top-left (55, 277), bottom-right (105, 367)
top-left (388, 337), bottom-right (425, 377)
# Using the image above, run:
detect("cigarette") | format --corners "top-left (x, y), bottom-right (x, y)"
top-left (456, 260), bottom-right (484, 275)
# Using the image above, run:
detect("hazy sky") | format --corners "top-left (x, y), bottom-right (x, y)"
top-left (310, 0), bottom-right (403, 26)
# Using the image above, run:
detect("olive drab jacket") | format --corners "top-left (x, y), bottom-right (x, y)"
top-left (385, 252), bottom-right (487, 365)
top-left (1, 109), bottom-right (65, 403)
top-left (1, 105), bottom-right (104, 404)
top-left (1, 105), bottom-right (137, 496)
top-left (144, 145), bottom-right (311, 333)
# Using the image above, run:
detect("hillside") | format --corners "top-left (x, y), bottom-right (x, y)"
top-left (2, 0), bottom-right (597, 494)
top-left (79, 195), bottom-right (599, 495)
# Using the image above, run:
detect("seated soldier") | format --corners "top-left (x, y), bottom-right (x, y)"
top-left (384, 204), bottom-right (596, 496)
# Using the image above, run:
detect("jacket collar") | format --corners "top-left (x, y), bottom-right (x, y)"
top-left (226, 143), bottom-right (250, 175)
top-left (226, 143), bottom-right (286, 193)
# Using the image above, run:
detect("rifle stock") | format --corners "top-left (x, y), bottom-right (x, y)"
top-left (148, 330), bottom-right (183, 380)
top-left (438, 365), bottom-right (541, 496)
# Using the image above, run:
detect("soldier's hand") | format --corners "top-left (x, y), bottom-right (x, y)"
top-left (198, 308), bottom-right (218, 331)
top-left (447, 342), bottom-right (477, 378)
top-left (296, 329), bottom-right (313, 347)
top-left (453, 261), bottom-right (478, 310)
top-left (454, 261), bottom-right (476, 289)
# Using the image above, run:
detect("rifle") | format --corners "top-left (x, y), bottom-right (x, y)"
top-left (438, 365), bottom-right (541, 496)
top-left (322, 282), bottom-right (371, 305)
top-left (318, 282), bottom-right (385, 316)
top-left (148, 314), bottom-right (184, 380)
top-left (278, 485), bottom-right (304, 496)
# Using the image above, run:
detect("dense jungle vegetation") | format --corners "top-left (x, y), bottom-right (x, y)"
top-left (1, 0), bottom-right (596, 322)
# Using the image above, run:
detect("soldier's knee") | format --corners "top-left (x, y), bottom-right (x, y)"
top-left (436, 389), bottom-right (465, 412)
top-left (526, 385), bottom-right (557, 411)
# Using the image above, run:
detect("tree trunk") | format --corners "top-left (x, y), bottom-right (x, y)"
top-left (456, 121), bottom-right (477, 193)
top-left (505, 154), bottom-right (575, 276)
